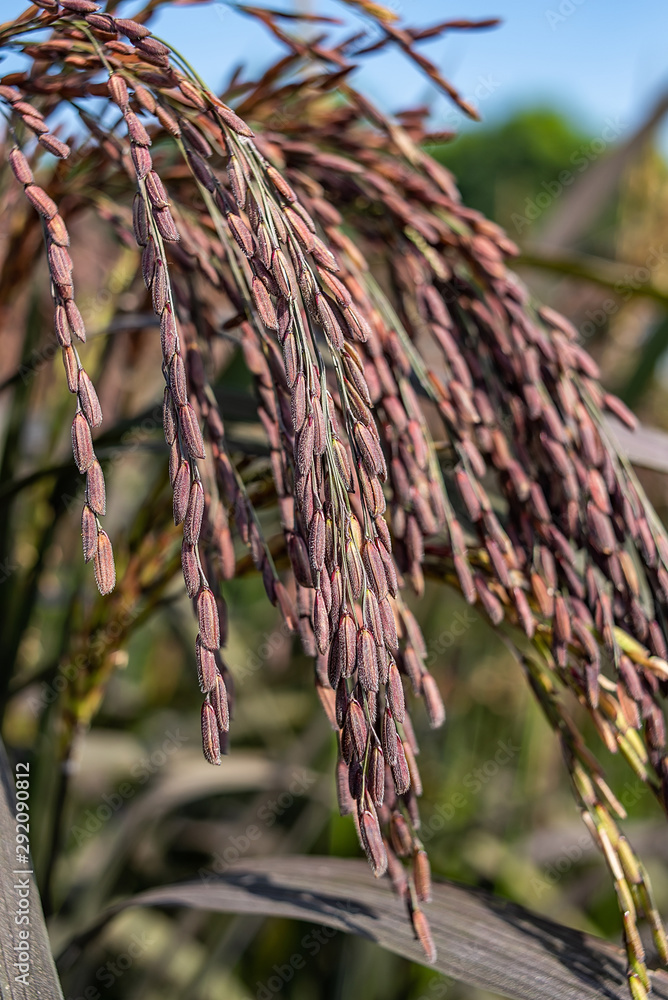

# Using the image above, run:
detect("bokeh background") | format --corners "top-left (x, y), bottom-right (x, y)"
top-left (2, 2), bottom-right (668, 999)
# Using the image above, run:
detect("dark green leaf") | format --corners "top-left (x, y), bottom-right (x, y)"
top-left (59, 856), bottom-right (668, 1000)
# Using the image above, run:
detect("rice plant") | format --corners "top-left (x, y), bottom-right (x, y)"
top-left (0, 2), bottom-right (667, 998)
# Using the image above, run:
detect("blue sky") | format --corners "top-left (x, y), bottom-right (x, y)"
top-left (3, 1), bottom-right (668, 144)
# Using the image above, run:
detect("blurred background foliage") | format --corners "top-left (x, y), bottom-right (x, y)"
top-left (2, 9), bottom-right (668, 1000)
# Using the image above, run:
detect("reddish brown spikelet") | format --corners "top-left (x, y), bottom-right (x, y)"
top-left (411, 907), bottom-right (437, 964)
top-left (153, 207), bottom-right (179, 242)
top-left (288, 533), bottom-right (312, 588)
top-left (24, 185), bottom-right (57, 219)
top-left (413, 849), bottom-right (432, 902)
top-left (357, 627), bottom-right (379, 691)
top-left (152, 259), bottom-right (168, 313)
top-left (355, 421), bottom-right (386, 478)
top-left (382, 709), bottom-right (398, 766)
top-left (197, 586), bottom-right (221, 650)
top-left (160, 307), bottom-right (177, 360)
top-left (93, 530), bottom-right (115, 595)
top-left (215, 101), bottom-right (254, 138)
top-left (173, 460), bottom-right (190, 524)
top-left (85, 13), bottom-right (116, 33)
top-left (309, 509), bottom-right (326, 573)
top-left (386, 845), bottom-right (409, 899)
top-left (48, 244), bottom-right (73, 285)
top-left (455, 466), bottom-right (481, 521)
top-left (361, 809), bottom-right (388, 877)
top-left (336, 757), bottom-right (354, 815)
top-left (155, 105), bottom-right (180, 137)
top-left (179, 403), bottom-right (206, 460)
top-left (133, 192), bottom-right (149, 247)
top-left (60, 0), bottom-right (100, 13)
top-left (135, 35), bottom-right (170, 58)
top-left (387, 658), bottom-right (406, 722)
top-left (9, 147), bottom-right (32, 185)
top-left (554, 594), bottom-right (572, 646)
top-left (369, 746), bottom-right (385, 807)
top-left (54, 305), bottom-right (71, 347)
top-left (195, 635), bottom-right (218, 694)
top-left (227, 213), bottom-right (255, 257)
top-left (332, 438), bottom-right (353, 490)
top-left (603, 392), bottom-right (637, 430)
top-left (39, 134), bottom-right (70, 159)
top-left (62, 347), bottom-right (79, 393)
top-left (186, 147), bottom-right (214, 189)
top-left (421, 674), bottom-right (445, 729)
top-left (291, 373), bottom-right (308, 432)
top-left (252, 276), bottom-right (277, 330)
top-left (346, 699), bottom-right (367, 759)
top-left (345, 538), bottom-right (364, 600)
top-left (114, 17), bottom-right (150, 40)
top-left (328, 641), bottom-right (342, 689)
top-left (125, 110), bottom-right (151, 147)
top-left (131, 144), bottom-right (152, 181)
top-left (392, 736), bottom-right (410, 794)
top-left (211, 673), bottom-right (230, 732)
top-left (81, 505), bottom-right (97, 563)
top-left (201, 701), bottom-right (221, 765)
top-left (283, 331), bottom-right (299, 387)
top-left (85, 460), bottom-right (106, 516)
top-left (46, 214), bottom-right (69, 250)
top-left (379, 596), bottom-right (399, 651)
top-left (184, 479), bottom-right (205, 545)
top-left (78, 370), bottom-right (103, 428)
top-left (178, 79), bottom-right (207, 110)
top-left (313, 590), bottom-right (330, 655)
top-left (182, 542), bottom-right (200, 599)
top-left (390, 812), bottom-right (413, 857)
top-left (587, 502), bottom-right (616, 556)
top-left (339, 610), bottom-right (358, 677)
top-left (71, 412), bottom-right (94, 473)
top-left (196, 635), bottom-right (217, 692)
top-left (163, 388), bottom-right (177, 445)
top-left (363, 588), bottom-right (383, 645)
top-left (363, 539), bottom-right (388, 601)
top-left (296, 414), bottom-right (315, 475)
top-left (22, 115), bottom-right (48, 137)
top-left (454, 554), bottom-right (476, 604)
top-left (65, 301), bottom-right (85, 342)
